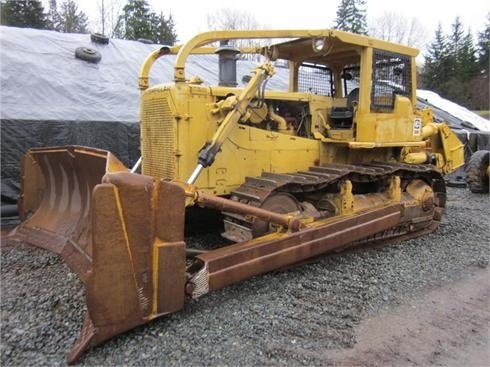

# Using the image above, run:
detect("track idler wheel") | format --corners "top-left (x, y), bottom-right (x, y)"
top-left (252, 192), bottom-right (301, 237)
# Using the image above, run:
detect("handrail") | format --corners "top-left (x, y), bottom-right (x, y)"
top-left (173, 29), bottom-right (329, 82)
top-left (172, 29), bottom-right (419, 82)
top-left (138, 29), bottom-right (418, 88)
top-left (138, 45), bottom-right (178, 91)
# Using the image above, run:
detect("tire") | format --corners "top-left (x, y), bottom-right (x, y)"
top-left (466, 150), bottom-right (489, 193)
top-left (137, 38), bottom-right (153, 44)
top-left (90, 32), bottom-right (109, 44)
top-left (75, 47), bottom-right (101, 63)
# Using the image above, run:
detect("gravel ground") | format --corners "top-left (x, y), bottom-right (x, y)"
top-left (1, 186), bottom-right (489, 366)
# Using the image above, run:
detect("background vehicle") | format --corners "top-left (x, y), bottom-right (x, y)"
top-left (10, 29), bottom-right (464, 363)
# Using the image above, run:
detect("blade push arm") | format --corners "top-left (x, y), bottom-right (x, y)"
top-left (187, 63), bottom-right (275, 184)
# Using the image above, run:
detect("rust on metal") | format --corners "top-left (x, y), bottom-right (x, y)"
top-left (8, 149), bottom-right (188, 365)
top-left (187, 204), bottom-right (402, 297)
top-left (67, 172), bottom-right (187, 364)
top-left (10, 146), bottom-right (127, 280)
top-left (195, 191), bottom-right (302, 232)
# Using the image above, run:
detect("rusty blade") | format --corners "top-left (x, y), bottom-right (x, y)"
top-left (9, 147), bottom-right (188, 364)
top-left (189, 204), bottom-right (402, 296)
top-left (11, 146), bottom-right (186, 363)
top-left (9, 146), bottom-right (127, 280)
top-left (67, 173), bottom-right (186, 364)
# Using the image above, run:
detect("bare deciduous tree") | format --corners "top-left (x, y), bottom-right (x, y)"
top-left (369, 11), bottom-right (428, 49)
top-left (93, 0), bottom-right (123, 37)
top-left (206, 8), bottom-right (269, 60)
top-left (206, 8), bottom-right (261, 31)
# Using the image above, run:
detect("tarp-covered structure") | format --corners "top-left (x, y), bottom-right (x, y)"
top-left (0, 27), bottom-right (224, 204)
top-left (1, 26), bottom-right (159, 203)
top-left (0, 27), bottom-right (289, 205)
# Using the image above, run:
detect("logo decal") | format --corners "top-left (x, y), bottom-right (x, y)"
top-left (413, 118), bottom-right (422, 136)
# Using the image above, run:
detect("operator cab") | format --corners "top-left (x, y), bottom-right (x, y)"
top-left (262, 31), bottom-right (417, 142)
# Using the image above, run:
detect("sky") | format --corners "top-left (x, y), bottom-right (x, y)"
top-left (75, 0), bottom-right (489, 46)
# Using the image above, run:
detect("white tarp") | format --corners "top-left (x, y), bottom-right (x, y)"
top-left (0, 26), bottom-right (174, 122)
top-left (417, 89), bottom-right (490, 132)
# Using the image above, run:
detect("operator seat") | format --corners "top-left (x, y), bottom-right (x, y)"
top-left (329, 88), bottom-right (359, 128)
top-left (346, 87), bottom-right (359, 107)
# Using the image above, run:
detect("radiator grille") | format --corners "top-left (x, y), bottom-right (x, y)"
top-left (140, 93), bottom-right (176, 179)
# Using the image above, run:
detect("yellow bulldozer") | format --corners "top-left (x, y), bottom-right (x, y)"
top-left (9, 29), bottom-right (464, 363)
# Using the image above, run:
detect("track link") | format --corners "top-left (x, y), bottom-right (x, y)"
top-left (222, 162), bottom-right (446, 243)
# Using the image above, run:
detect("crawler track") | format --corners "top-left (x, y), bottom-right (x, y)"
top-left (223, 162), bottom-right (446, 244)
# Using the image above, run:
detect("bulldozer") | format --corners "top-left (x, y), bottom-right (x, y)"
top-left (9, 29), bottom-right (465, 363)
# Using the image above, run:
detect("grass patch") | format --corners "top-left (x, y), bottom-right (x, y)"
top-left (473, 110), bottom-right (490, 119)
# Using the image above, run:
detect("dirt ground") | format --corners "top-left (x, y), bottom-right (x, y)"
top-left (324, 268), bottom-right (490, 366)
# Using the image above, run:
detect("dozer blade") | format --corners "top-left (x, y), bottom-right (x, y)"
top-left (11, 146), bottom-right (128, 279)
top-left (9, 148), bottom-right (187, 364)
top-left (68, 172), bottom-right (186, 364)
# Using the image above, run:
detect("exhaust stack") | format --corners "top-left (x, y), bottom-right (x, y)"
top-left (215, 41), bottom-right (240, 87)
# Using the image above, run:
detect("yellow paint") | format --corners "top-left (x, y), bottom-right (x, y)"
top-left (150, 241), bottom-right (159, 318)
top-left (340, 180), bottom-right (354, 214)
top-left (388, 176), bottom-right (402, 202)
top-left (403, 152), bottom-right (428, 164)
top-left (112, 186), bottom-right (140, 301)
top-left (139, 29), bottom-right (464, 195)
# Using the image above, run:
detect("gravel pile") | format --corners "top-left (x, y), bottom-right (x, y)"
top-left (1, 187), bottom-right (488, 366)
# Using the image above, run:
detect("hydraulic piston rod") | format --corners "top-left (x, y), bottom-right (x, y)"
top-left (187, 63), bottom-right (275, 184)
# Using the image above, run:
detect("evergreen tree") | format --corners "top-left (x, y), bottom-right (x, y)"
top-left (422, 18), bottom-right (481, 109)
top-left (333, 0), bottom-right (368, 35)
top-left (119, 0), bottom-right (177, 44)
top-left (447, 17), bottom-right (465, 75)
top-left (472, 14), bottom-right (490, 110)
top-left (0, 0), bottom-right (48, 29)
top-left (443, 19), bottom-right (479, 106)
top-left (153, 12), bottom-right (177, 45)
top-left (477, 13), bottom-right (490, 72)
top-left (57, 0), bottom-right (88, 33)
top-left (458, 31), bottom-right (478, 79)
top-left (422, 23), bottom-right (450, 91)
top-left (120, 0), bottom-right (154, 41)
